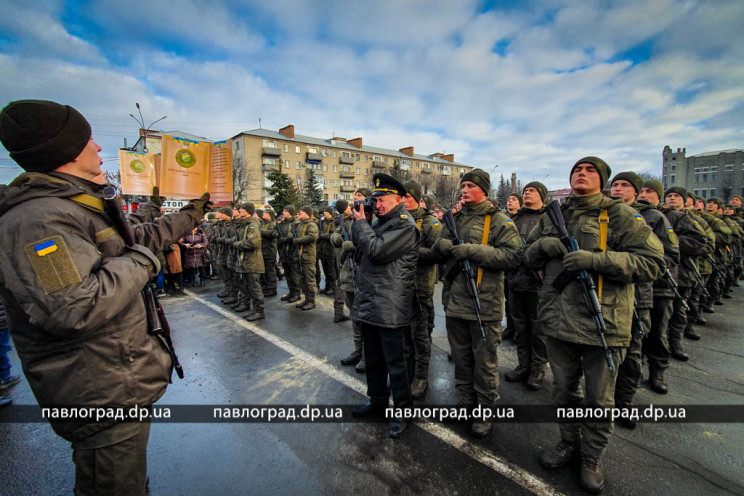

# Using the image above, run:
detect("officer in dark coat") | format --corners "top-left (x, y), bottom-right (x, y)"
top-left (350, 174), bottom-right (419, 438)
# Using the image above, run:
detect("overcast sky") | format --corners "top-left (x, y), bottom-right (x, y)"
top-left (1, 0), bottom-right (742, 189)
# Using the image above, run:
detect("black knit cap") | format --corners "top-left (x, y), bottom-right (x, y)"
top-left (403, 179), bottom-right (423, 203)
top-left (461, 168), bottom-right (491, 195)
top-left (610, 171), bottom-right (643, 194)
top-left (283, 204), bottom-right (297, 216)
top-left (643, 179), bottom-right (664, 200)
top-left (522, 181), bottom-right (547, 202)
top-left (571, 156), bottom-right (611, 189)
top-left (372, 173), bottom-right (406, 197)
top-left (508, 192), bottom-right (523, 206)
top-left (663, 186), bottom-right (687, 200)
top-left (335, 199), bottom-right (349, 213)
top-left (218, 207), bottom-right (233, 217)
top-left (0, 100), bottom-right (92, 173)
top-left (241, 202), bottom-right (255, 215)
top-left (265, 209), bottom-right (275, 220)
top-left (323, 206), bottom-right (334, 215)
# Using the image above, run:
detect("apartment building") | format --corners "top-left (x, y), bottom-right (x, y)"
top-left (662, 146), bottom-right (744, 201)
top-left (230, 125), bottom-right (473, 205)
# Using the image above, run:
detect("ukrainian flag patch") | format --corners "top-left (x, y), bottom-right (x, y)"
top-left (667, 226), bottom-right (674, 232)
top-left (634, 214), bottom-right (644, 220)
top-left (506, 219), bottom-right (514, 224)
top-left (34, 240), bottom-right (58, 256)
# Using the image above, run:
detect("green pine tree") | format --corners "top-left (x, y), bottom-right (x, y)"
top-left (265, 170), bottom-right (299, 212)
top-left (303, 167), bottom-right (325, 208)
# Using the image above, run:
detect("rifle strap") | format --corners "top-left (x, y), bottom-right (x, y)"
top-left (476, 214), bottom-right (492, 288)
top-left (299, 222), bottom-right (308, 254)
top-left (598, 208), bottom-right (609, 303)
top-left (69, 193), bottom-right (105, 213)
top-left (416, 218), bottom-right (422, 230)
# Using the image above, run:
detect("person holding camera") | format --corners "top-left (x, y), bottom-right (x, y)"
top-left (350, 174), bottom-right (420, 438)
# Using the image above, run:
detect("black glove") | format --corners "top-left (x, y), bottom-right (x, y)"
top-left (180, 193), bottom-right (212, 219)
top-left (292, 238), bottom-right (301, 246)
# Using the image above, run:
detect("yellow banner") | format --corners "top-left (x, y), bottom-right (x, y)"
top-left (119, 150), bottom-right (157, 196)
top-left (209, 139), bottom-right (233, 202)
top-left (159, 135), bottom-right (211, 199)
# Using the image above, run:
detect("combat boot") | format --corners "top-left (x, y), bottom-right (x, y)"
top-left (280, 293), bottom-right (292, 301)
top-left (410, 378), bottom-right (428, 399)
top-left (471, 418), bottom-right (493, 438)
top-left (334, 313), bottom-right (351, 323)
top-left (216, 289), bottom-right (230, 298)
top-left (649, 369), bottom-right (669, 394)
top-left (340, 350), bottom-right (362, 366)
top-left (505, 365), bottom-right (529, 382)
top-left (697, 316), bottom-right (707, 325)
top-left (684, 325), bottom-right (701, 340)
top-left (295, 300), bottom-right (307, 309)
top-left (670, 345), bottom-right (689, 361)
top-left (614, 402), bottom-right (637, 429)
top-left (580, 457), bottom-right (605, 494)
top-left (245, 311), bottom-right (265, 322)
top-left (355, 356), bottom-right (366, 373)
top-left (221, 296), bottom-right (238, 305)
top-left (540, 439), bottom-right (580, 469)
top-left (233, 302), bottom-right (251, 313)
top-left (301, 301), bottom-right (316, 311)
top-left (526, 369), bottom-right (545, 391)
top-left (287, 294), bottom-right (302, 303)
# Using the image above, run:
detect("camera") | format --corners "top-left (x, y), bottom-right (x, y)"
top-left (354, 197), bottom-right (375, 212)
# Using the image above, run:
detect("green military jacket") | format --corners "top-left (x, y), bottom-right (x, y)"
top-left (276, 216), bottom-right (295, 261)
top-left (408, 206), bottom-right (442, 296)
top-left (659, 207), bottom-right (709, 286)
top-left (525, 193), bottom-right (665, 347)
top-left (331, 213), bottom-right (355, 292)
top-left (317, 215), bottom-right (337, 259)
top-left (260, 219), bottom-right (278, 259)
top-left (431, 200), bottom-right (522, 322)
top-left (234, 217), bottom-right (265, 274)
top-left (292, 217), bottom-right (318, 263)
top-left (506, 207), bottom-right (544, 292)
top-left (634, 201), bottom-right (680, 299)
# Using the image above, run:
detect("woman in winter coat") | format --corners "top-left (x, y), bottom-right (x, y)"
top-left (182, 226), bottom-right (209, 286)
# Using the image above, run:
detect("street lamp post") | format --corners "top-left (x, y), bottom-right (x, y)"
top-left (129, 103), bottom-right (166, 153)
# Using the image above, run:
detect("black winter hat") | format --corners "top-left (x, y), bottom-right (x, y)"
top-left (335, 199), bottom-right (349, 213)
top-left (218, 207), bottom-right (233, 217)
top-left (643, 179), bottom-right (664, 200)
top-left (0, 100), bottom-right (92, 173)
top-left (323, 206), bottom-right (334, 215)
top-left (355, 187), bottom-right (372, 198)
top-left (522, 181), bottom-right (547, 202)
top-left (461, 168), bottom-right (491, 195)
top-left (508, 192), bottom-right (523, 206)
top-left (571, 156), bottom-right (612, 189)
top-left (241, 202), bottom-right (255, 215)
top-left (610, 171), bottom-right (643, 195)
top-left (664, 186), bottom-right (687, 200)
top-left (284, 204), bottom-right (297, 216)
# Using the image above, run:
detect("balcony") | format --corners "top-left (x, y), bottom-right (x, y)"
top-left (421, 167), bottom-right (433, 174)
top-left (399, 164), bottom-right (411, 171)
top-left (339, 156), bottom-right (355, 165)
top-left (262, 163), bottom-right (280, 172)
top-left (339, 170), bottom-right (355, 179)
top-left (372, 160), bottom-right (386, 172)
top-left (441, 167), bottom-right (451, 176)
top-left (306, 152), bottom-right (322, 163)
top-left (340, 185), bottom-right (356, 193)
top-left (262, 147), bottom-right (281, 157)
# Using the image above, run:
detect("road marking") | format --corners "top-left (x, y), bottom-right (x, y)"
top-left (186, 290), bottom-right (565, 496)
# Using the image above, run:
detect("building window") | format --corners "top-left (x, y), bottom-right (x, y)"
top-left (263, 139), bottom-right (275, 147)
top-left (295, 146), bottom-right (301, 153)
top-left (355, 154), bottom-right (360, 161)
top-left (342, 166), bottom-right (350, 172)
top-left (711, 166), bottom-right (718, 172)
top-left (725, 164), bottom-right (734, 171)
top-left (694, 167), bottom-right (700, 173)
top-left (308, 147), bottom-right (318, 154)
top-left (694, 175), bottom-right (699, 183)
top-left (701, 189), bottom-right (707, 198)
top-left (710, 188), bottom-right (716, 196)
top-left (296, 161), bottom-right (301, 169)
top-left (322, 149), bottom-right (329, 156)
top-left (671, 165), bottom-right (676, 171)
top-left (333, 194), bottom-right (338, 200)
top-left (333, 180), bottom-right (338, 186)
top-left (384, 158), bottom-right (389, 163)
top-left (342, 152), bottom-right (350, 158)
top-left (333, 165), bottom-right (337, 172)
top-left (323, 164), bottom-right (328, 172)
top-left (356, 168), bottom-right (360, 174)
top-left (283, 159), bottom-right (289, 169)
top-left (703, 175), bottom-right (707, 182)
top-left (693, 189), bottom-right (699, 195)
top-left (671, 174), bottom-right (676, 184)
top-left (323, 179), bottom-right (328, 187)
top-left (711, 173), bottom-right (717, 182)
top-left (284, 144), bottom-right (289, 152)
top-left (235, 140), bottom-right (240, 150)
top-left (296, 177), bottom-right (302, 185)
top-left (343, 180), bottom-right (351, 186)
top-left (332, 151), bottom-right (337, 158)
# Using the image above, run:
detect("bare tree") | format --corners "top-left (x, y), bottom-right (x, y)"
top-left (232, 156), bottom-right (262, 203)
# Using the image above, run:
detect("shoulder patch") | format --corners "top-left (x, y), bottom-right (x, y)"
top-left (25, 235), bottom-right (82, 295)
top-left (432, 220), bottom-right (440, 225)
top-left (400, 214), bottom-right (408, 219)
top-left (506, 218), bottom-right (514, 224)
top-left (634, 214), bottom-right (644, 220)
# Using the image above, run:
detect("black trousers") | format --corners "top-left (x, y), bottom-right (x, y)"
top-left (361, 323), bottom-right (412, 409)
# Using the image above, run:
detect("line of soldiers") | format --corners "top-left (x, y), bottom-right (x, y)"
top-left (200, 161), bottom-right (741, 494)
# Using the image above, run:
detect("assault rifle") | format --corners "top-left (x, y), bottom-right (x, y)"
top-left (632, 299), bottom-right (645, 338)
top-left (102, 187), bottom-right (184, 379)
top-left (685, 258), bottom-right (710, 299)
top-left (442, 210), bottom-right (485, 340)
top-left (544, 200), bottom-right (615, 372)
top-left (662, 268), bottom-right (690, 312)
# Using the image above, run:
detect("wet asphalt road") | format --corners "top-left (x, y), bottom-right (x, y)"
top-left (2, 275), bottom-right (744, 496)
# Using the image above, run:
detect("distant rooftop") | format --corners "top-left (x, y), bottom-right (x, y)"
top-left (689, 149), bottom-right (743, 158)
top-left (234, 128), bottom-right (470, 168)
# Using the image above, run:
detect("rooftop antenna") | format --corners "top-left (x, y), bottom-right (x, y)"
top-left (259, 118), bottom-right (262, 129)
